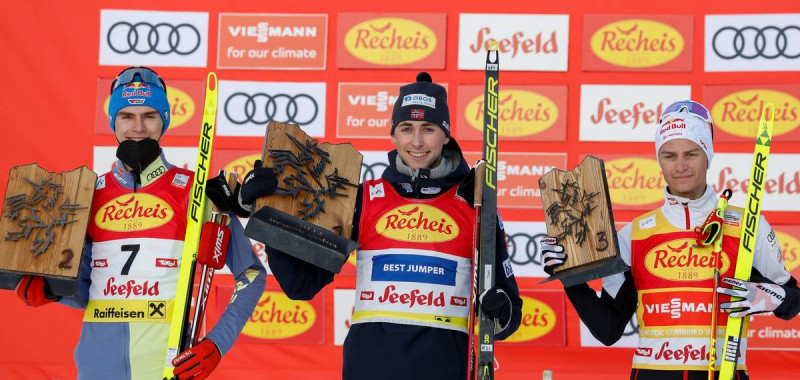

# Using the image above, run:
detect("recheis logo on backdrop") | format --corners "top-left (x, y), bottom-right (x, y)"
top-left (775, 229), bottom-right (800, 274)
top-left (601, 155), bottom-right (665, 210)
top-left (219, 287), bottom-right (323, 344)
top-left (456, 85), bottom-right (566, 142)
top-left (217, 13), bottom-right (327, 69)
top-left (583, 15), bottom-right (692, 71)
top-left (99, 9), bottom-right (208, 67)
top-left (458, 14), bottom-right (569, 71)
top-left (705, 84), bottom-right (800, 141)
top-left (501, 291), bottom-right (565, 346)
top-left (337, 13), bottom-right (445, 69)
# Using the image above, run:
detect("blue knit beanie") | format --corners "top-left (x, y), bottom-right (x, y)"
top-left (108, 67), bottom-right (170, 135)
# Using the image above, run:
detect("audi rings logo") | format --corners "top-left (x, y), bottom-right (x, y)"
top-left (507, 232), bottom-right (548, 266)
top-left (107, 22), bottom-right (202, 55)
top-left (361, 162), bottom-right (389, 182)
top-left (712, 25), bottom-right (800, 59)
top-left (224, 93), bottom-right (319, 126)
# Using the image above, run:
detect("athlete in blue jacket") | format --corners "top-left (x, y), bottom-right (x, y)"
top-left (238, 72), bottom-right (522, 380)
top-left (16, 67), bottom-right (266, 380)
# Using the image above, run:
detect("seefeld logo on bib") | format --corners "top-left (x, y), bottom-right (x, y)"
top-left (96, 194), bottom-right (175, 232)
top-left (401, 94), bottom-right (436, 109)
top-left (376, 204), bottom-right (458, 242)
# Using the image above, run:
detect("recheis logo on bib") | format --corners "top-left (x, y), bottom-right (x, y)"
top-left (95, 194), bottom-right (174, 232)
top-left (376, 204), bottom-right (458, 242)
top-left (644, 240), bottom-right (731, 281)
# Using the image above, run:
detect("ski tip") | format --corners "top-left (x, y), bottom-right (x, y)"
top-left (206, 72), bottom-right (218, 91)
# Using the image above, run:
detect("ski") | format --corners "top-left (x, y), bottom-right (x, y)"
top-left (718, 104), bottom-right (775, 380)
top-left (161, 72), bottom-right (218, 380)
top-left (473, 43), bottom-right (499, 380)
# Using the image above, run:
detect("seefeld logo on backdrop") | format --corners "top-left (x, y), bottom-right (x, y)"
top-left (579, 85), bottom-right (691, 142)
top-left (99, 9), bottom-right (208, 67)
top-left (458, 14), bottom-right (569, 71)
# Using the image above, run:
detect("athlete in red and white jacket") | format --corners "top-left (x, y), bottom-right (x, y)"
top-left (542, 101), bottom-right (800, 380)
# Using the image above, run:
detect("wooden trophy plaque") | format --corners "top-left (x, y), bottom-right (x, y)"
top-left (244, 122), bottom-right (363, 273)
top-left (0, 164), bottom-right (96, 296)
top-left (538, 156), bottom-right (627, 287)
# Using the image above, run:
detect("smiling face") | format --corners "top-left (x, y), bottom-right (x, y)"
top-left (114, 106), bottom-right (163, 143)
top-left (658, 138), bottom-right (708, 199)
top-left (391, 120), bottom-right (450, 170)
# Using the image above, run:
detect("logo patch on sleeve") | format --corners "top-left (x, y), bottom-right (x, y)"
top-left (503, 258), bottom-right (513, 278)
top-left (369, 182), bottom-right (385, 200)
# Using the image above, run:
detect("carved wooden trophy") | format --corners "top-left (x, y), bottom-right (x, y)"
top-left (244, 122), bottom-right (363, 273)
top-left (538, 156), bottom-right (627, 286)
top-left (0, 164), bottom-right (96, 296)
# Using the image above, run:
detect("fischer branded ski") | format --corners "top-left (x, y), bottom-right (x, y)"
top-left (718, 104), bottom-right (774, 380)
top-left (471, 43), bottom-right (499, 380)
top-left (161, 73), bottom-right (218, 380)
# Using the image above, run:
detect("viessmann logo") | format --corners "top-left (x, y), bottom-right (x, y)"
top-left (605, 157), bottom-right (665, 206)
top-left (711, 89), bottom-right (800, 138)
top-left (243, 291), bottom-right (316, 340)
top-left (590, 19), bottom-right (684, 68)
top-left (344, 17), bottom-right (437, 65)
top-left (644, 240), bottom-right (731, 281)
top-left (505, 295), bottom-right (556, 342)
top-left (104, 85), bottom-right (196, 130)
top-left (95, 194), bottom-right (174, 232)
top-left (464, 90), bottom-right (558, 137)
top-left (376, 204), bottom-right (458, 242)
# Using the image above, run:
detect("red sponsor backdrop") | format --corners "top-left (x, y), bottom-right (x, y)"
top-left (2, 1), bottom-right (800, 379)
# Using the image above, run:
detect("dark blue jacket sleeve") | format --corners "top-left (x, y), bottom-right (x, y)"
top-left (564, 270), bottom-right (638, 346)
top-left (494, 219), bottom-right (522, 340)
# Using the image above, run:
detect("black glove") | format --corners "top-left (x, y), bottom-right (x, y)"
top-left (205, 172), bottom-right (235, 212)
top-left (479, 287), bottom-right (512, 331)
top-left (240, 160), bottom-right (278, 206)
top-left (541, 236), bottom-right (566, 276)
top-left (456, 162), bottom-right (480, 209)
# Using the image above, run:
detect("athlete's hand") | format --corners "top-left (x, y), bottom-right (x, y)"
top-left (541, 236), bottom-right (566, 276)
top-left (479, 287), bottom-right (512, 332)
top-left (238, 160), bottom-right (278, 213)
top-left (172, 338), bottom-right (221, 380)
top-left (205, 172), bottom-right (235, 212)
top-left (717, 277), bottom-right (786, 318)
top-left (15, 275), bottom-right (59, 307)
